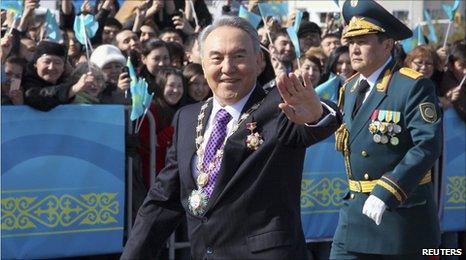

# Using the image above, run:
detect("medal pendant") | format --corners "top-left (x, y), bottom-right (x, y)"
top-left (387, 123), bottom-right (394, 133)
top-left (380, 135), bottom-right (389, 144)
top-left (368, 123), bottom-right (377, 134)
top-left (188, 189), bottom-right (208, 216)
top-left (197, 172), bottom-right (209, 187)
top-left (394, 124), bottom-right (402, 134)
top-left (373, 134), bottom-right (381, 143)
top-left (379, 123), bottom-right (387, 134)
top-left (390, 136), bottom-right (399, 146)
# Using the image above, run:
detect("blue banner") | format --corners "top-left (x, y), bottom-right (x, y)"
top-left (440, 109), bottom-right (466, 232)
top-left (1, 105), bottom-right (125, 259)
top-left (301, 136), bottom-right (347, 240)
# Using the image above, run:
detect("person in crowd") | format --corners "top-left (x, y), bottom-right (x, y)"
top-left (19, 37), bottom-right (36, 63)
top-left (122, 15), bottom-right (341, 259)
top-left (139, 67), bottom-right (187, 187)
top-left (139, 22), bottom-right (159, 44)
top-left (89, 44), bottom-right (130, 104)
top-left (166, 41), bottom-right (185, 68)
top-left (140, 39), bottom-right (171, 93)
top-left (404, 45), bottom-right (439, 80)
top-left (69, 63), bottom-right (106, 104)
top-left (185, 33), bottom-right (202, 64)
top-left (439, 41), bottom-right (466, 120)
top-left (115, 29), bottom-right (142, 55)
top-left (321, 45), bottom-right (355, 83)
top-left (299, 53), bottom-right (323, 88)
top-left (306, 46), bottom-right (327, 68)
top-left (64, 30), bottom-right (84, 67)
top-left (298, 21), bottom-right (322, 54)
top-left (102, 17), bottom-right (123, 45)
top-left (183, 63), bottom-right (211, 103)
top-left (270, 28), bottom-right (296, 75)
top-left (159, 28), bottom-right (185, 45)
top-left (320, 33), bottom-right (342, 58)
top-left (332, 1), bottom-right (442, 258)
top-left (21, 41), bottom-right (89, 111)
top-left (2, 56), bottom-right (26, 105)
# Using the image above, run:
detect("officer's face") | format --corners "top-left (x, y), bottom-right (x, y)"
top-left (201, 26), bottom-right (261, 106)
top-left (348, 34), bottom-right (393, 77)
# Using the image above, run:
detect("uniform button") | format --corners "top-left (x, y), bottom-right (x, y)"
top-left (350, 193), bottom-right (355, 199)
top-left (206, 247), bottom-right (213, 254)
top-left (364, 173), bottom-right (370, 180)
top-left (361, 150), bottom-right (368, 157)
top-left (202, 217), bottom-right (208, 223)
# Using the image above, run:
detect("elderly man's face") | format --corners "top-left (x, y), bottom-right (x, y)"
top-left (201, 26), bottom-right (261, 106)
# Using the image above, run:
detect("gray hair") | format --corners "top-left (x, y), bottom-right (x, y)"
top-left (198, 16), bottom-right (260, 58)
top-left (69, 62), bottom-right (106, 87)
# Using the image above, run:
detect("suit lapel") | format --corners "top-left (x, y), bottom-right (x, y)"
top-left (205, 86), bottom-right (267, 213)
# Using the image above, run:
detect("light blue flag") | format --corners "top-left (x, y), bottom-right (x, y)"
top-left (0, 1), bottom-right (23, 15)
top-left (258, 2), bottom-right (288, 21)
top-left (73, 14), bottom-right (99, 45)
top-left (401, 25), bottom-right (426, 54)
top-left (286, 27), bottom-right (301, 58)
top-left (314, 73), bottom-right (341, 102)
top-left (239, 5), bottom-right (261, 29)
top-left (126, 58), bottom-right (137, 84)
top-left (293, 10), bottom-right (303, 32)
top-left (442, 0), bottom-right (461, 21)
top-left (424, 10), bottom-right (438, 44)
top-left (130, 78), bottom-right (144, 121)
top-left (44, 10), bottom-right (62, 42)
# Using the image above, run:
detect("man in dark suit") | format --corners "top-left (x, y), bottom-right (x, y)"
top-left (331, 0), bottom-right (442, 259)
top-left (121, 16), bottom-right (341, 259)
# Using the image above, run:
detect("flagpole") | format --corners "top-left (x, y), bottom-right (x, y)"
top-left (442, 21), bottom-right (452, 49)
top-left (260, 16), bottom-right (274, 47)
top-left (80, 14), bottom-right (92, 71)
top-left (188, 0), bottom-right (199, 29)
top-left (459, 74), bottom-right (466, 87)
top-left (417, 19), bottom-right (422, 46)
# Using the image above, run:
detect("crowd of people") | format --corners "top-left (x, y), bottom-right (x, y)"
top-left (1, 0), bottom-right (465, 259)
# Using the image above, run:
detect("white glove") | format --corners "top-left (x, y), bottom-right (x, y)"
top-left (362, 195), bottom-right (387, 225)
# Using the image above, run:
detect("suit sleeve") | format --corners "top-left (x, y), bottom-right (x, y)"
top-left (277, 99), bottom-right (342, 147)
top-left (371, 78), bottom-right (442, 209)
top-left (121, 110), bottom-right (185, 260)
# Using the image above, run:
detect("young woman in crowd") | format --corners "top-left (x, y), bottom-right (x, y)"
top-left (140, 39), bottom-right (171, 93)
top-left (298, 53), bottom-right (323, 88)
top-left (321, 45), bottom-right (354, 83)
top-left (139, 67), bottom-right (187, 188)
top-left (183, 63), bottom-right (211, 103)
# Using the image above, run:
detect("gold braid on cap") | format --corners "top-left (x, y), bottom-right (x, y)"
top-left (343, 17), bottom-right (385, 38)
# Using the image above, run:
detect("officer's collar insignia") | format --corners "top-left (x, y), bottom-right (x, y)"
top-left (419, 102), bottom-right (437, 123)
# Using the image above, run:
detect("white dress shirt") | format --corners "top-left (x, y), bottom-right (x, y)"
top-left (357, 57), bottom-right (393, 103)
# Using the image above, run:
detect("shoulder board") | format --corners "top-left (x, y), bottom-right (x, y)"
top-left (399, 67), bottom-right (423, 80)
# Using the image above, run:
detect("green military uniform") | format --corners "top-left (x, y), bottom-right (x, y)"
top-left (331, 0), bottom-right (442, 258)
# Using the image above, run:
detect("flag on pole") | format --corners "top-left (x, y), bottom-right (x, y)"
top-left (44, 10), bottom-right (63, 42)
top-left (239, 5), bottom-right (261, 29)
top-left (315, 74), bottom-right (341, 102)
top-left (401, 25), bottom-right (426, 54)
top-left (293, 10), bottom-right (303, 32)
top-left (286, 27), bottom-right (301, 59)
top-left (442, 0), bottom-right (461, 21)
top-left (73, 14), bottom-right (99, 45)
top-left (0, 1), bottom-right (23, 15)
top-left (424, 10), bottom-right (438, 44)
top-left (258, 2), bottom-right (288, 23)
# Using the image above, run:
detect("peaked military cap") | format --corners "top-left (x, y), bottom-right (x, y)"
top-left (342, 0), bottom-right (412, 40)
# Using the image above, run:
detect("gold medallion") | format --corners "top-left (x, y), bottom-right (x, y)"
top-left (380, 135), bottom-right (389, 144)
top-left (373, 134), bottom-right (381, 143)
top-left (197, 172), bottom-right (209, 187)
top-left (379, 122), bottom-right (387, 134)
top-left (188, 189), bottom-right (208, 216)
top-left (368, 123), bottom-right (377, 134)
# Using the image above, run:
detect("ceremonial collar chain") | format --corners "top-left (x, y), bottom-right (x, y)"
top-left (188, 97), bottom-right (263, 216)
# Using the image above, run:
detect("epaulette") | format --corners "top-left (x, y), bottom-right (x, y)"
top-left (339, 73), bottom-right (359, 109)
top-left (399, 67), bottom-right (423, 80)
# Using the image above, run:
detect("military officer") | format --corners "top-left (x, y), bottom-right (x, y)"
top-left (331, 0), bottom-right (442, 259)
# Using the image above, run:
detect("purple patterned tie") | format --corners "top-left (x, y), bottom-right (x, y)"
top-left (203, 109), bottom-right (231, 197)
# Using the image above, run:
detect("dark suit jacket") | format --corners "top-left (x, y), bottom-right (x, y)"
top-left (121, 85), bottom-right (341, 259)
top-left (333, 60), bottom-right (442, 254)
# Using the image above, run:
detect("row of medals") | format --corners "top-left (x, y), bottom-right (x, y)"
top-left (368, 120), bottom-right (401, 145)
